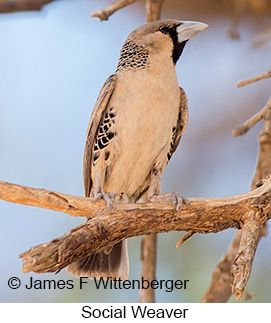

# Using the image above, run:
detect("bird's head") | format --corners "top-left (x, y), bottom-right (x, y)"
top-left (119, 19), bottom-right (208, 70)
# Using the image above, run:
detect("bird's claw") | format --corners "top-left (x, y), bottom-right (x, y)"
top-left (94, 192), bottom-right (116, 211)
top-left (168, 191), bottom-right (190, 213)
top-left (149, 191), bottom-right (190, 214)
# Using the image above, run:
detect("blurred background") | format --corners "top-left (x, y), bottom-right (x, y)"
top-left (0, 0), bottom-right (271, 303)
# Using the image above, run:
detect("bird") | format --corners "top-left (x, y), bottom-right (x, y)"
top-left (67, 19), bottom-right (208, 280)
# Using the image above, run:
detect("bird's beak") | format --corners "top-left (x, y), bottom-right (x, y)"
top-left (177, 21), bottom-right (208, 43)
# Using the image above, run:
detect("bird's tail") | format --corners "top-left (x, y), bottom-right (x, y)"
top-left (67, 240), bottom-right (129, 280)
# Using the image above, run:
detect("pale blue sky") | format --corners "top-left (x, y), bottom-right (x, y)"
top-left (0, 0), bottom-right (270, 302)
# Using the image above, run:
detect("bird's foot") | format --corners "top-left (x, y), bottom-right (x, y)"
top-left (149, 191), bottom-right (190, 213)
top-left (94, 192), bottom-right (116, 211)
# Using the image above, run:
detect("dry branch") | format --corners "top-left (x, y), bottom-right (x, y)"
top-left (0, 0), bottom-right (54, 13)
top-left (176, 231), bottom-right (195, 248)
top-left (91, 0), bottom-right (136, 21)
top-left (203, 70), bottom-right (271, 302)
top-left (231, 94), bottom-right (271, 136)
top-left (1, 178), bottom-right (268, 295)
top-left (0, 180), bottom-right (102, 218)
top-left (231, 211), bottom-right (264, 301)
top-left (232, 71), bottom-right (271, 137)
top-left (236, 70), bottom-right (271, 87)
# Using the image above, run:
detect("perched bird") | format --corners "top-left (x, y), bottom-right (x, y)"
top-left (67, 19), bottom-right (208, 280)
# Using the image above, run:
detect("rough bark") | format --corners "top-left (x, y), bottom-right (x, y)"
top-left (202, 71), bottom-right (271, 302)
top-left (0, 176), bottom-right (268, 302)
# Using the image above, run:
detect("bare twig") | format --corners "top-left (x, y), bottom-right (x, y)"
top-left (203, 122), bottom-right (271, 302)
top-left (231, 72), bottom-right (271, 137)
top-left (237, 70), bottom-right (271, 87)
top-left (0, 0), bottom-right (54, 13)
top-left (91, 0), bottom-right (136, 21)
top-left (203, 70), bottom-right (271, 302)
top-left (231, 95), bottom-right (271, 136)
top-left (176, 231), bottom-right (195, 248)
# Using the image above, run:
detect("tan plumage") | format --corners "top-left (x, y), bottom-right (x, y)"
top-left (67, 19), bottom-right (208, 279)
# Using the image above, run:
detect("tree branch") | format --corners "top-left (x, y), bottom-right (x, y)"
top-left (91, 0), bottom-right (137, 21)
top-left (202, 70), bottom-right (271, 302)
top-left (0, 177), bottom-right (268, 302)
top-left (0, 180), bottom-right (100, 218)
top-left (231, 90), bottom-right (271, 137)
top-left (231, 210), bottom-right (265, 301)
top-left (232, 70), bottom-right (271, 137)
top-left (236, 70), bottom-right (271, 88)
top-left (0, 0), bottom-right (54, 13)
top-left (2, 178), bottom-right (269, 226)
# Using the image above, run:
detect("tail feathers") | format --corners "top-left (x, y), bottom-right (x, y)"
top-left (67, 240), bottom-right (129, 280)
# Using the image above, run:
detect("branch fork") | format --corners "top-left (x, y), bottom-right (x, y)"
top-left (0, 174), bottom-right (270, 303)
top-left (203, 70), bottom-right (271, 302)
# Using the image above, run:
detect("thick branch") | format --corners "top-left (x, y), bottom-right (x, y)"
top-left (1, 180), bottom-right (271, 224)
top-left (203, 71), bottom-right (271, 302)
top-left (202, 163), bottom-right (269, 303)
top-left (0, 180), bottom-right (101, 218)
top-left (0, 0), bottom-right (54, 13)
top-left (231, 211), bottom-right (265, 301)
top-left (91, 0), bottom-right (136, 21)
top-left (10, 178), bottom-right (271, 277)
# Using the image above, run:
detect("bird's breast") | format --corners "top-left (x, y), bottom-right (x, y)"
top-left (102, 68), bottom-right (180, 197)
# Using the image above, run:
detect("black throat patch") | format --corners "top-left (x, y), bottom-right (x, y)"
top-left (168, 28), bottom-right (187, 64)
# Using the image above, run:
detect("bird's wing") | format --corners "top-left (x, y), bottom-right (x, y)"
top-left (170, 87), bottom-right (188, 157)
top-left (83, 74), bottom-right (118, 197)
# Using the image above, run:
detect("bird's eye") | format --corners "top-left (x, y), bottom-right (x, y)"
top-left (159, 26), bottom-right (169, 34)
